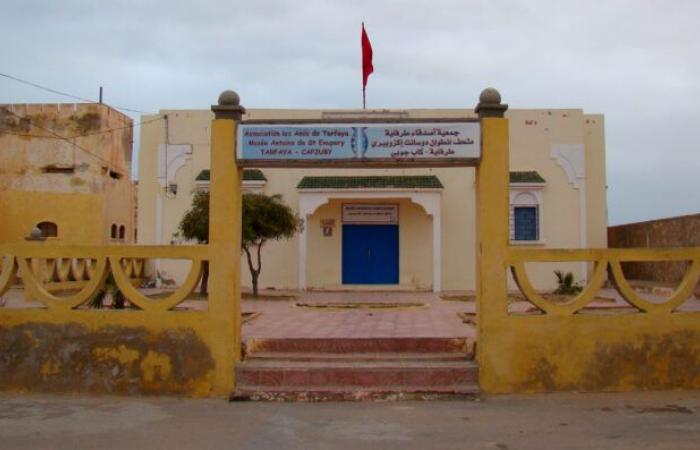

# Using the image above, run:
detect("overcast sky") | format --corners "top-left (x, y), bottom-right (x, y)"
top-left (1, 0), bottom-right (698, 225)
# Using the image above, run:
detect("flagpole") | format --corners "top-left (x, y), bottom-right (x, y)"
top-left (362, 21), bottom-right (366, 110)
top-left (361, 21), bottom-right (373, 111)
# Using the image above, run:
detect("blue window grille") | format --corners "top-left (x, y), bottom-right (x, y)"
top-left (513, 206), bottom-right (539, 241)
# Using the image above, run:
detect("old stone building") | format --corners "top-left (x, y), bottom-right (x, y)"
top-left (0, 103), bottom-right (136, 244)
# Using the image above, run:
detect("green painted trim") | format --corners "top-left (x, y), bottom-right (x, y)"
top-left (509, 171), bottom-right (545, 183)
top-left (196, 169), bottom-right (266, 182)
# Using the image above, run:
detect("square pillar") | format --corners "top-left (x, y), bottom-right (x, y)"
top-left (208, 91), bottom-right (245, 396)
top-left (474, 88), bottom-right (510, 392)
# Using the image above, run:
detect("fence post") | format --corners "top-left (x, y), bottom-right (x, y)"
top-left (474, 88), bottom-right (510, 393)
top-left (208, 90), bottom-right (245, 396)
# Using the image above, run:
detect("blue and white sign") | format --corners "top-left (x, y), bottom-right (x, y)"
top-left (237, 122), bottom-right (480, 165)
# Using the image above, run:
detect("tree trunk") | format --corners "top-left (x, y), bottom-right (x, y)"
top-left (252, 271), bottom-right (259, 297)
top-left (243, 242), bottom-right (264, 297)
top-left (200, 260), bottom-right (209, 295)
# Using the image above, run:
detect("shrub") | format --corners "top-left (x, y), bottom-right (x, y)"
top-left (553, 270), bottom-right (582, 295)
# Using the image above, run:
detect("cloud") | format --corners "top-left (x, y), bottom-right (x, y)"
top-left (1, 0), bottom-right (699, 223)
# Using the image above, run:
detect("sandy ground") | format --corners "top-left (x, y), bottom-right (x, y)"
top-left (0, 391), bottom-right (699, 449)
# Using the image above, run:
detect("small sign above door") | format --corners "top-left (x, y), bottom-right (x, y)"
top-left (343, 204), bottom-right (398, 224)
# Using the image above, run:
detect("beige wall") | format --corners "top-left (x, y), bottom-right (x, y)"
top-left (138, 107), bottom-right (607, 292)
top-left (585, 114), bottom-right (608, 249)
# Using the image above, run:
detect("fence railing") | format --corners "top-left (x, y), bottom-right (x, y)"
top-left (0, 243), bottom-right (225, 396)
top-left (0, 244), bottom-right (206, 312)
top-left (507, 247), bottom-right (700, 316)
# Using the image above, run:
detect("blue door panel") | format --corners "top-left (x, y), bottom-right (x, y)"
top-left (342, 226), bottom-right (368, 283)
top-left (342, 225), bottom-right (399, 284)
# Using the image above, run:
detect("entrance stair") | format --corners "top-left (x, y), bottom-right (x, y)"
top-left (231, 337), bottom-right (478, 401)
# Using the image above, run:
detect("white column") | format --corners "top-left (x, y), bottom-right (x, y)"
top-left (578, 181), bottom-right (588, 283)
top-left (297, 193), bottom-right (329, 291)
top-left (298, 216), bottom-right (307, 291)
top-left (412, 192), bottom-right (442, 293)
top-left (155, 192), bottom-right (163, 287)
top-left (432, 208), bottom-right (442, 293)
top-left (551, 143), bottom-right (588, 284)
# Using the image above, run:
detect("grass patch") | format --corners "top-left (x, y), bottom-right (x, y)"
top-left (295, 302), bottom-right (426, 310)
top-left (148, 291), bottom-right (208, 301)
top-left (147, 291), bottom-right (297, 301)
top-left (442, 293), bottom-right (617, 304)
top-left (440, 295), bottom-right (476, 302)
top-left (242, 312), bottom-right (261, 324)
top-left (242, 293), bottom-right (296, 301)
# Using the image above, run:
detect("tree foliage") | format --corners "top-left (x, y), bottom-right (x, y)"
top-left (178, 191), bottom-right (210, 243)
top-left (177, 191), bottom-right (210, 293)
top-left (242, 193), bottom-right (302, 296)
top-left (177, 191), bottom-right (301, 297)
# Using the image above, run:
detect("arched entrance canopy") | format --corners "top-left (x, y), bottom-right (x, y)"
top-left (298, 187), bottom-right (442, 291)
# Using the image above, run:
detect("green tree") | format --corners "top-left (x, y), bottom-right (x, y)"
top-left (177, 191), bottom-right (301, 297)
top-left (177, 191), bottom-right (210, 294)
top-left (242, 193), bottom-right (302, 297)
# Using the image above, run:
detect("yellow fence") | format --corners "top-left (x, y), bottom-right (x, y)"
top-left (0, 244), bottom-right (236, 396)
top-left (0, 98), bottom-right (242, 398)
top-left (7, 251), bottom-right (145, 295)
top-left (510, 248), bottom-right (700, 315)
top-left (476, 108), bottom-right (700, 394)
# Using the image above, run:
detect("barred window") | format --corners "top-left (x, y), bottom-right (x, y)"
top-left (513, 206), bottom-right (539, 241)
top-left (509, 191), bottom-right (541, 242)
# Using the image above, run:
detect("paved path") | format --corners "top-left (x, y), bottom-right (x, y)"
top-left (1, 391), bottom-right (699, 449)
top-left (243, 291), bottom-right (475, 340)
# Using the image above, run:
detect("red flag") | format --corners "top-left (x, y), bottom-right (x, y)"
top-left (361, 22), bottom-right (373, 107)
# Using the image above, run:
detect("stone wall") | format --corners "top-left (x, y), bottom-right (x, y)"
top-left (608, 213), bottom-right (700, 284)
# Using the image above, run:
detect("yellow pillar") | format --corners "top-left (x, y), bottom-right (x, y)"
top-left (208, 91), bottom-right (245, 396)
top-left (474, 88), bottom-right (510, 393)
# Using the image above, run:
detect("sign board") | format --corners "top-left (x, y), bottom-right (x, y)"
top-left (237, 122), bottom-right (480, 167)
top-left (343, 204), bottom-right (398, 224)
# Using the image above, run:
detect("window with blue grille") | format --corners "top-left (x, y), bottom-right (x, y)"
top-left (513, 206), bottom-right (539, 241)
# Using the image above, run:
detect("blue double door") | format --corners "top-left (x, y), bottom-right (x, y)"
top-left (342, 224), bottom-right (399, 284)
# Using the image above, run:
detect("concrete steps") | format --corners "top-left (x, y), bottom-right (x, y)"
top-left (245, 351), bottom-right (470, 363)
top-left (243, 337), bottom-right (474, 356)
top-left (231, 384), bottom-right (480, 402)
top-left (232, 337), bottom-right (478, 401)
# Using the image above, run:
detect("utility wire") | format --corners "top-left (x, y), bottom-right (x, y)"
top-left (68, 115), bottom-right (163, 138)
top-left (0, 111), bottom-right (164, 139)
top-left (0, 115), bottom-right (164, 140)
top-left (0, 71), bottom-right (155, 115)
top-left (3, 108), bottom-right (121, 168)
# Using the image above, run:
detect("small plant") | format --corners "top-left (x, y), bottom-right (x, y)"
top-left (88, 273), bottom-right (126, 309)
top-left (553, 270), bottom-right (583, 295)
